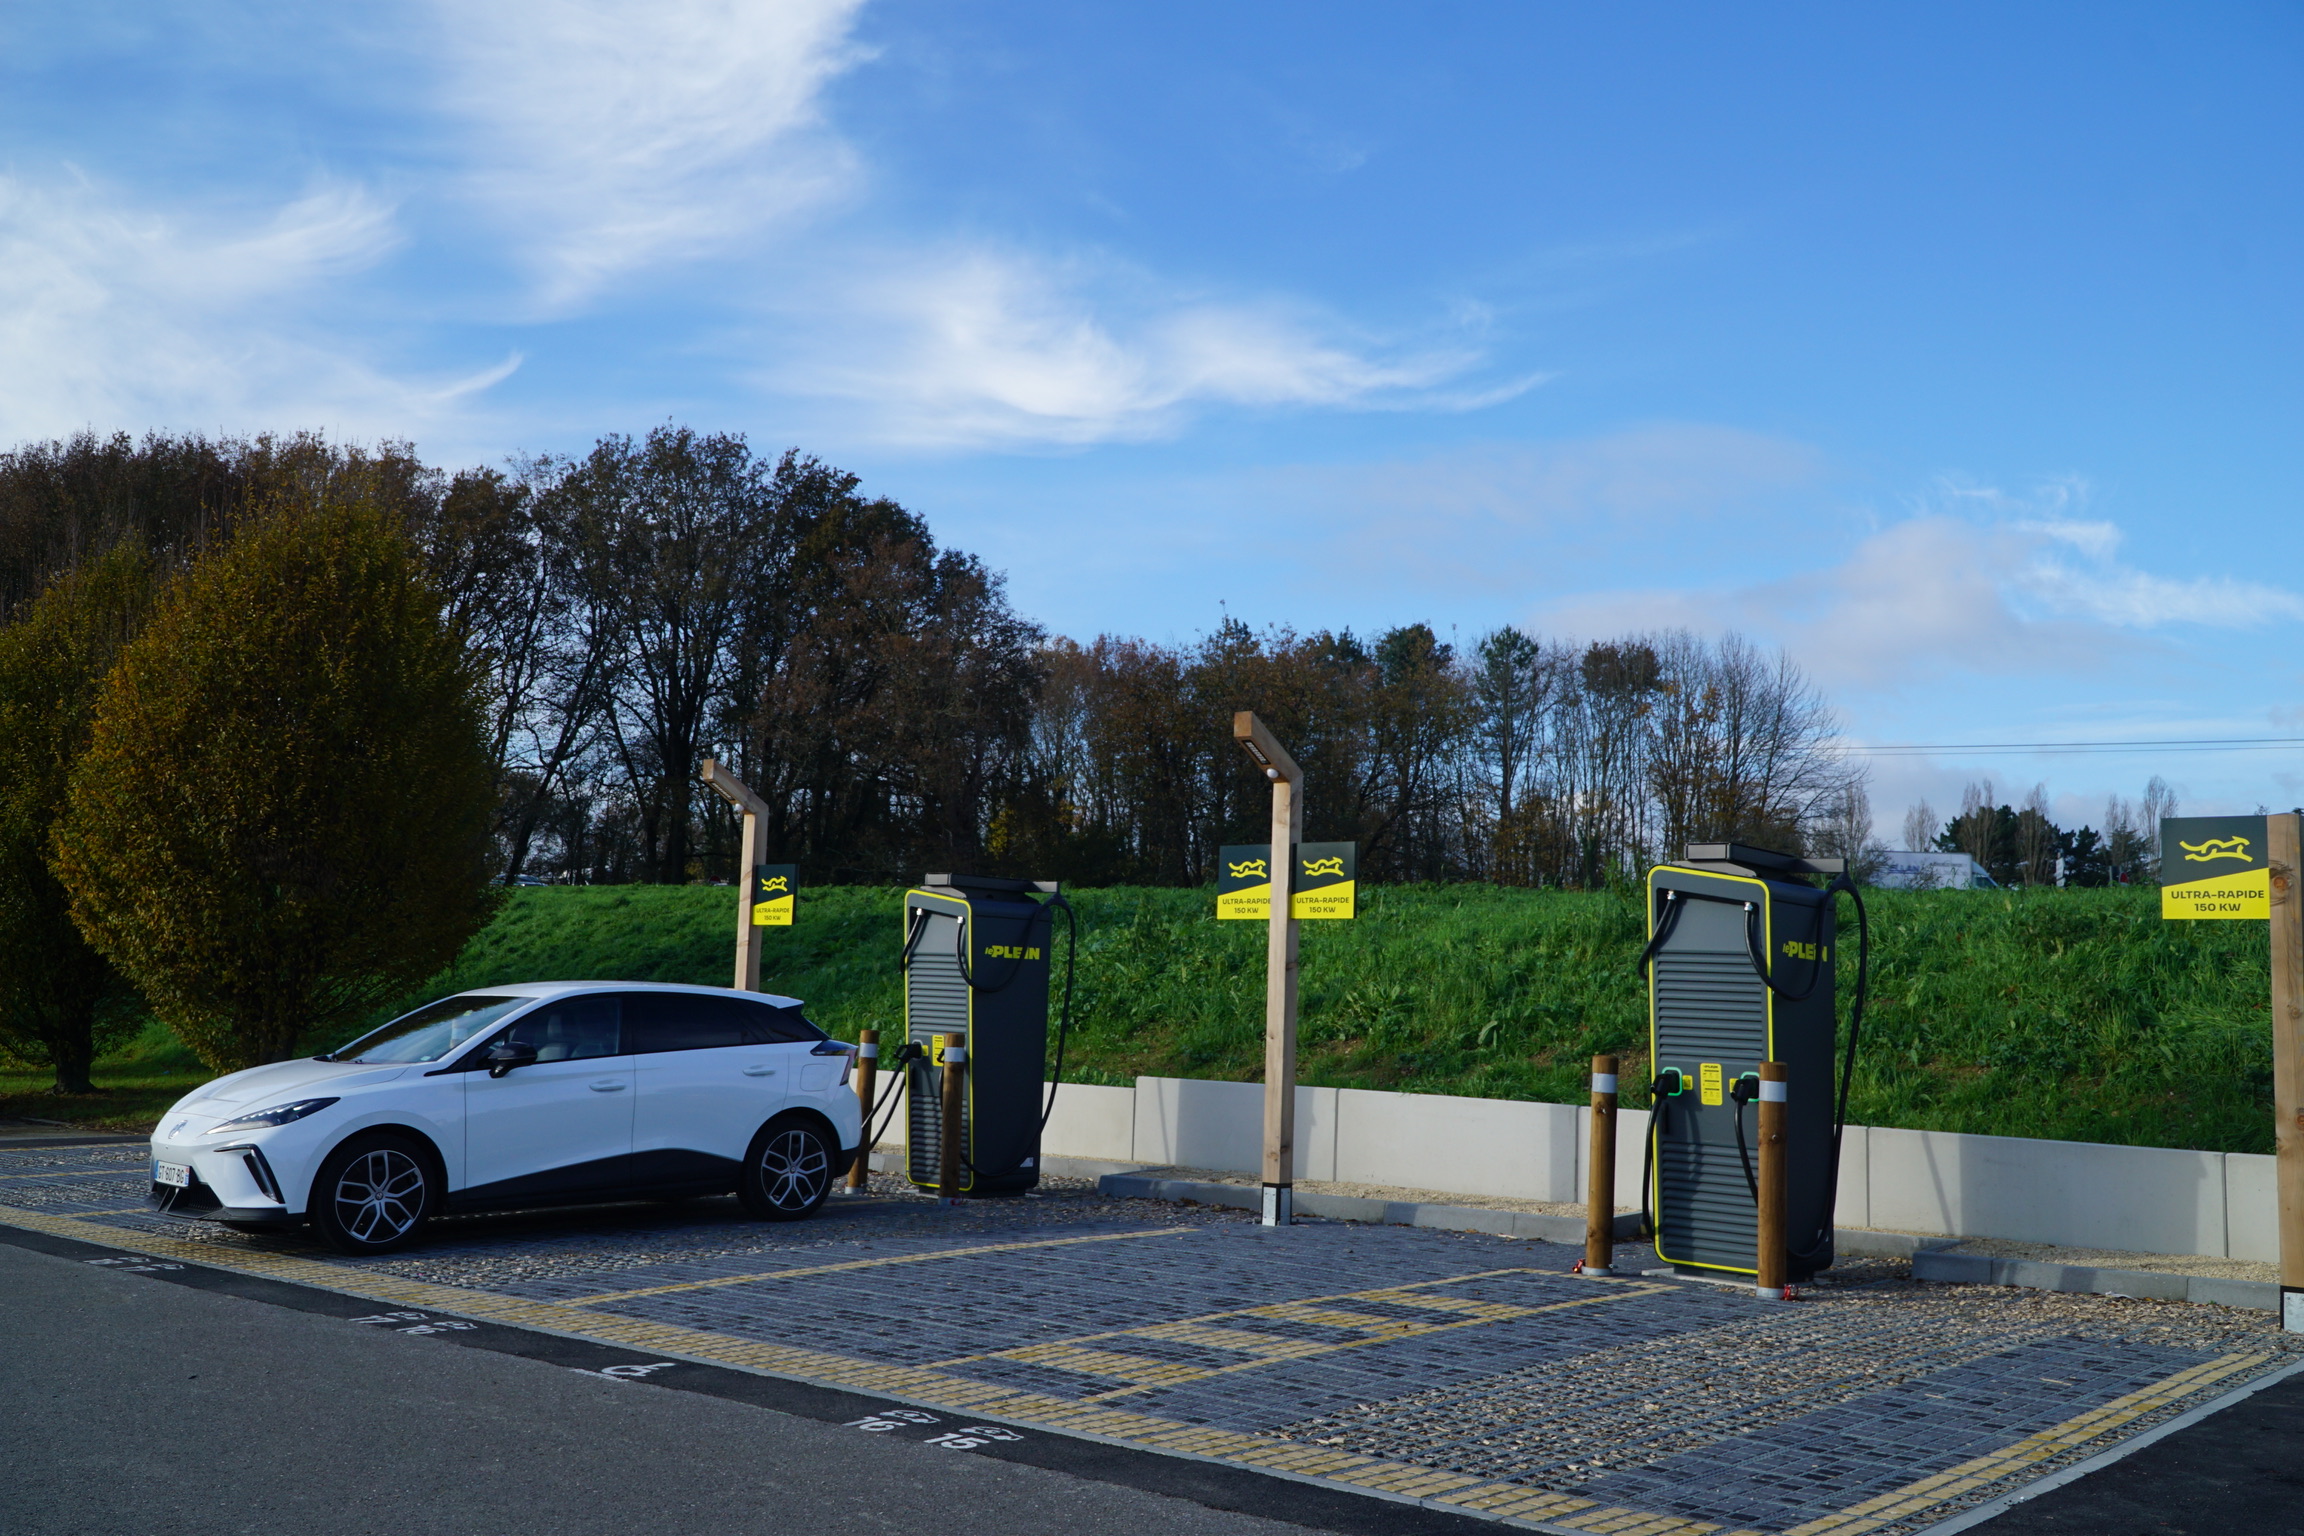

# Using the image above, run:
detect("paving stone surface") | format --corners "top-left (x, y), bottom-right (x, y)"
top-left (7, 1144), bottom-right (2300, 1536)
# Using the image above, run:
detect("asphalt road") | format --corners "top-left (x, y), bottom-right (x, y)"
top-left (1967, 1366), bottom-right (2304, 1536)
top-left (0, 1242), bottom-right (1305, 1536)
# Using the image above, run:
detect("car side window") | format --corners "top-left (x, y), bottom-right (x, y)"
top-left (745, 1000), bottom-right (823, 1043)
top-left (619, 993), bottom-right (825, 1051)
top-left (619, 993), bottom-right (753, 1053)
top-left (497, 994), bottom-right (622, 1063)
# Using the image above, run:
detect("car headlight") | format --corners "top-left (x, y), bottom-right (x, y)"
top-left (205, 1097), bottom-right (339, 1134)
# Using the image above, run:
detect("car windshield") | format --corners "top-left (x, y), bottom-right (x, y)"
top-left (332, 995), bottom-right (527, 1064)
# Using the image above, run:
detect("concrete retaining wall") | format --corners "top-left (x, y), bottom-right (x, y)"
top-left (873, 1072), bottom-right (2270, 1260)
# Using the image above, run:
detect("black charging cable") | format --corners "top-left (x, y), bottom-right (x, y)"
top-left (864, 1040), bottom-right (923, 1155)
top-left (1637, 1068), bottom-right (1683, 1240)
top-left (1790, 876), bottom-right (1870, 1266)
top-left (1741, 895), bottom-right (1831, 1002)
top-left (1630, 888), bottom-right (1685, 977)
top-left (1728, 1072), bottom-right (1761, 1202)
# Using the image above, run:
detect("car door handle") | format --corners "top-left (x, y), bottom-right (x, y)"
top-left (742, 1065), bottom-right (777, 1077)
top-left (589, 1080), bottom-right (627, 1092)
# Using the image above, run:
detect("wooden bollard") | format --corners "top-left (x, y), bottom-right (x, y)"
top-left (1755, 1060), bottom-right (1788, 1299)
top-left (937, 1034), bottom-right (967, 1204)
top-left (847, 1028), bottom-right (879, 1191)
top-left (1584, 1054), bottom-right (1619, 1274)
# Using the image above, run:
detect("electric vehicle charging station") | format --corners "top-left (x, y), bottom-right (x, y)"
top-left (899, 874), bottom-right (1075, 1197)
top-left (1639, 842), bottom-right (1869, 1283)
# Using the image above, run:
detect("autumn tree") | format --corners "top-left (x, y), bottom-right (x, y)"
top-left (0, 546), bottom-right (157, 1091)
top-left (51, 499), bottom-right (497, 1070)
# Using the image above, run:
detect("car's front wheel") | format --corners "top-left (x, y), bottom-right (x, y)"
top-left (309, 1134), bottom-right (436, 1254)
top-left (739, 1118), bottom-right (833, 1221)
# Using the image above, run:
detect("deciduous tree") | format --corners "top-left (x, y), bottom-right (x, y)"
top-left (51, 499), bottom-right (496, 1069)
top-left (0, 545), bottom-right (156, 1090)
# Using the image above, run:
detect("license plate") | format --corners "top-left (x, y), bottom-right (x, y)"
top-left (154, 1161), bottom-right (192, 1188)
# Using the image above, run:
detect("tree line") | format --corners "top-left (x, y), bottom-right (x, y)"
top-left (1900, 777), bottom-right (2176, 887)
top-left (0, 426), bottom-right (1873, 1082)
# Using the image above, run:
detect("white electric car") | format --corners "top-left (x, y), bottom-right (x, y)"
top-left (146, 983), bottom-right (863, 1254)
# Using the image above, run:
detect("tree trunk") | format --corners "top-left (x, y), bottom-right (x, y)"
top-left (50, 1029), bottom-right (96, 1096)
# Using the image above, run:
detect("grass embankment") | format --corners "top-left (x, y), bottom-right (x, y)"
top-left (8, 883), bottom-right (2274, 1152)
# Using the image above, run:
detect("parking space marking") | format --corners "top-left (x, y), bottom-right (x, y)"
top-left (1, 1193), bottom-right (2285, 1536)
top-left (561, 1227), bottom-right (1191, 1307)
top-left (938, 1269), bottom-right (1670, 1402)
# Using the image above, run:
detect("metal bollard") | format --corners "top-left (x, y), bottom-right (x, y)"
top-left (937, 1035), bottom-right (967, 1205)
top-left (1584, 1053), bottom-right (1619, 1275)
top-left (1756, 1061), bottom-right (1788, 1299)
top-left (848, 1028), bottom-right (879, 1191)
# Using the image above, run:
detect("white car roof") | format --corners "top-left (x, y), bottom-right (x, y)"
top-left (459, 981), bottom-right (805, 1009)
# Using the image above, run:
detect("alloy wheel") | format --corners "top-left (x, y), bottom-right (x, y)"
top-left (756, 1128), bottom-right (829, 1211)
top-left (333, 1147), bottom-right (426, 1245)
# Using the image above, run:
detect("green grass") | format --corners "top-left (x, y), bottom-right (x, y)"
top-left (9, 883), bottom-right (2277, 1151)
top-left (0, 1016), bottom-right (214, 1132)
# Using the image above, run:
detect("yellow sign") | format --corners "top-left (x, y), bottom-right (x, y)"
top-left (1216, 842), bottom-right (1359, 920)
top-left (2161, 868), bottom-right (2269, 920)
top-left (1699, 1062), bottom-right (1724, 1106)
top-left (751, 863), bottom-right (796, 927)
top-left (2160, 817), bottom-right (2269, 921)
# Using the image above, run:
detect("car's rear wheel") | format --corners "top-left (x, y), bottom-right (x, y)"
top-left (740, 1118), bottom-right (833, 1221)
top-left (309, 1134), bottom-right (436, 1254)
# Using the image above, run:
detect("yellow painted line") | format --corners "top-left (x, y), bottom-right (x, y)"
top-left (1129, 1322), bottom-right (1336, 1358)
top-left (562, 1227), bottom-right (1191, 1306)
top-left (1780, 1351), bottom-right (2272, 1536)
top-left (948, 1269), bottom-right (1669, 1401)
top-left (998, 1344), bottom-right (1214, 1387)
top-left (0, 1168), bottom-right (149, 1180)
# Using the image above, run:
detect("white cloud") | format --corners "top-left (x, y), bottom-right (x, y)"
top-left (435, 0), bottom-right (870, 307)
top-left (1541, 506), bottom-right (2304, 693)
top-left (0, 171), bottom-right (516, 447)
top-left (771, 245), bottom-right (1530, 448)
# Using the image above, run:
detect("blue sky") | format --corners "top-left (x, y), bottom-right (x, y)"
top-left (5, 2), bottom-right (2301, 834)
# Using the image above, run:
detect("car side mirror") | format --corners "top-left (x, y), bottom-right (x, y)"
top-left (485, 1041), bottom-right (538, 1078)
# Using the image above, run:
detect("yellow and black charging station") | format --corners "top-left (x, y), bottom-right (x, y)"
top-left (901, 874), bottom-right (1072, 1196)
top-left (1638, 842), bottom-right (1868, 1281)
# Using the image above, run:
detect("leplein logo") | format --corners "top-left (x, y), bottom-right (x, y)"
top-left (761, 875), bottom-right (791, 893)
top-left (1301, 856), bottom-right (1346, 878)
top-left (1227, 857), bottom-right (1269, 879)
top-left (2179, 836), bottom-right (2253, 864)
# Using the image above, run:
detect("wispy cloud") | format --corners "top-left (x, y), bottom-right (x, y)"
top-left (1541, 482), bottom-right (2304, 692)
top-left (435, 0), bottom-right (870, 307)
top-left (765, 244), bottom-right (1535, 448)
top-left (0, 170), bottom-right (515, 447)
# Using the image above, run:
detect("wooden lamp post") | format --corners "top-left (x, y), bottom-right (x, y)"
top-left (1234, 712), bottom-right (1303, 1227)
top-left (698, 758), bottom-right (771, 993)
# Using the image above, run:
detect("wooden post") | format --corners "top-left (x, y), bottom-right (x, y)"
top-left (848, 1027), bottom-right (879, 1192)
top-left (937, 1035), bottom-right (967, 1204)
top-left (2270, 813), bottom-right (2304, 1330)
top-left (698, 759), bottom-right (772, 992)
top-left (1234, 712), bottom-right (1303, 1227)
top-left (1584, 1054), bottom-right (1619, 1274)
top-left (1755, 1060), bottom-right (1789, 1300)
